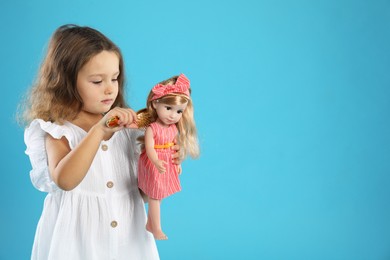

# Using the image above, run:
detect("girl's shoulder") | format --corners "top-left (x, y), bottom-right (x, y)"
top-left (25, 119), bottom-right (67, 137)
top-left (25, 119), bottom-right (66, 144)
top-left (25, 119), bottom-right (82, 151)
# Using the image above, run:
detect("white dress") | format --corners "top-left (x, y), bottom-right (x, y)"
top-left (24, 119), bottom-right (159, 260)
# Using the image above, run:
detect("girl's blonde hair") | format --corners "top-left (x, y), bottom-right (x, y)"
top-left (139, 75), bottom-right (200, 160)
top-left (20, 24), bottom-right (126, 125)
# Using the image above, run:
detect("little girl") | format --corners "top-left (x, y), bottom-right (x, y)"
top-left (21, 24), bottom-right (179, 260)
top-left (138, 74), bottom-right (200, 240)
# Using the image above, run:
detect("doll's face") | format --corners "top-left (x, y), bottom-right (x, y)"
top-left (153, 101), bottom-right (188, 126)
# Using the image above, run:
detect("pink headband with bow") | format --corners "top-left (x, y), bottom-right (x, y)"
top-left (150, 73), bottom-right (190, 101)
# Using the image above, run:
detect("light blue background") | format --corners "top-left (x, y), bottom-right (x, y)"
top-left (1, 0), bottom-right (390, 259)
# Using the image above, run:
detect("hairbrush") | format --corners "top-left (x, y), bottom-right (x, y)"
top-left (135, 108), bottom-right (153, 129)
top-left (105, 109), bottom-right (154, 129)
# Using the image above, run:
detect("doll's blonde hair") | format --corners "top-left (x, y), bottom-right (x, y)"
top-left (138, 76), bottom-right (200, 160)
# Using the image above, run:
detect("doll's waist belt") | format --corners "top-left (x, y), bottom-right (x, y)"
top-left (154, 142), bottom-right (175, 149)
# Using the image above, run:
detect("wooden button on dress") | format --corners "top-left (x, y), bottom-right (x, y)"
top-left (106, 181), bottom-right (114, 188)
top-left (111, 221), bottom-right (118, 228)
top-left (101, 144), bottom-right (108, 151)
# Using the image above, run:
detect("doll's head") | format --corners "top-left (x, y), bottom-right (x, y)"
top-left (139, 74), bottom-right (199, 159)
top-left (145, 74), bottom-right (191, 124)
top-left (151, 95), bottom-right (189, 127)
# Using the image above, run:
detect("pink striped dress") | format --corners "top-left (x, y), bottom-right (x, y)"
top-left (138, 122), bottom-right (181, 200)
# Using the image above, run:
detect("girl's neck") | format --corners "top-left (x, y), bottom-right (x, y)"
top-left (71, 110), bottom-right (103, 132)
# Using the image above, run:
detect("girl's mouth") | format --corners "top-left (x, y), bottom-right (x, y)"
top-left (101, 99), bottom-right (113, 105)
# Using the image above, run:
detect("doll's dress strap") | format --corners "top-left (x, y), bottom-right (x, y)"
top-left (24, 119), bottom-right (72, 193)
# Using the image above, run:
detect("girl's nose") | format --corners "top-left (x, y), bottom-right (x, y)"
top-left (105, 83), bottom-right (113, 95)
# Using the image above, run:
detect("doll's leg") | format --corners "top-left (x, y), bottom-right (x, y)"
top-left (146, 210), bottom-right (153, 233)
top-left (148, 197), bottom-right (168, 240)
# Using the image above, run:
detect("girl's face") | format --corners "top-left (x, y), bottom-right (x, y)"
top-left (153, 101), bottom-right (188, 126)
top-left (76, 51), bottom-right (120, 115)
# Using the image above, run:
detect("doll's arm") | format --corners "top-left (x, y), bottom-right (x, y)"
top-left (145, 127), bottom-right (167, 173)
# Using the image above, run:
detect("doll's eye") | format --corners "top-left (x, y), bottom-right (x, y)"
top-left (165, 106), bottom-right (172, 110)
top-left (177, 110), bottom-right (183, 114)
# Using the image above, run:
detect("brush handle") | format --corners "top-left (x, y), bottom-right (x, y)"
top-left (105, 116), bottom-right (120, 128)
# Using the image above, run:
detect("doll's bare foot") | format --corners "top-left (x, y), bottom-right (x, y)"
top-left (153, 230), bottom-right (168, 240)
top-left (146, 221), bottom-right (153, 233)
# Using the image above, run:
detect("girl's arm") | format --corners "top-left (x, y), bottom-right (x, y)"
top-left (145, 126), bottom-right (167, 173)
top-left (46, 108), bottom-right (136, 191)
top-left (46, 125), bottom-right (106, 191)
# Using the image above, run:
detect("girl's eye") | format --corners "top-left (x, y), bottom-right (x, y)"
top-left (92, 80), bottom-right (102, 84)
top-left (112, 78), bottom-right (118, 82)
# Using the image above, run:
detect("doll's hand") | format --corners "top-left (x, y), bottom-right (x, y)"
top-left (154, 160), bottom-right (167, 174)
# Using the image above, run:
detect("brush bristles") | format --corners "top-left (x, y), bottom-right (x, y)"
top-left (136, 109), bottom-right (153, 129)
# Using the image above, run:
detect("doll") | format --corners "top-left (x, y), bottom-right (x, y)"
top-left (137, 73), bottom-right (199, 240)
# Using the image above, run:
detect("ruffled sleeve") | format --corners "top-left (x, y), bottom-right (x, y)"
top-left (24, 119), bottom-right (72, 192)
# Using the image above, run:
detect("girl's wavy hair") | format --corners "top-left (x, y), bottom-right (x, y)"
top-left (137, 75), bottom-right (200, 160)
top-left (19, 24), bottom-right (126, 125)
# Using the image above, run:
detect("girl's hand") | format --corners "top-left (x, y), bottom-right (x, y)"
top-left (153, 159), bottom-right (167, 174)
top-left (171, 139), bottom-right (182, 165)
top-left (92, 108), bottom-right (137, 140)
